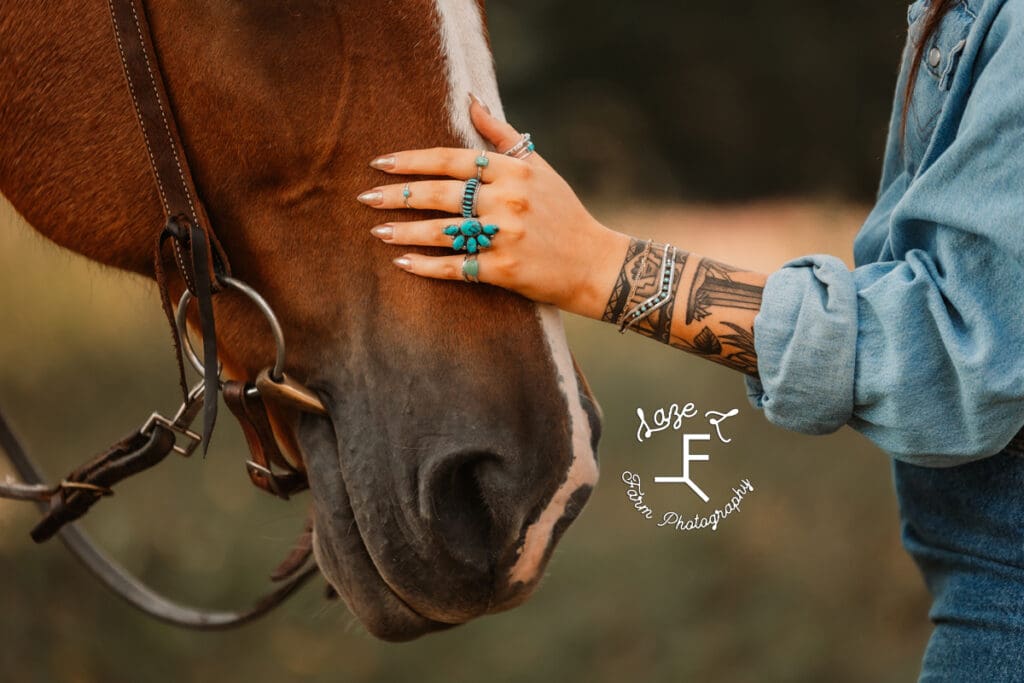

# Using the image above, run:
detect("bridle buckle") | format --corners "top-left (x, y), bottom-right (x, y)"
top-left (246, 460), bottom-right (289, 499)
top-left (141, 382), bottom-right (205, 457)
top-left (143, 413), bottom-right (203, 457)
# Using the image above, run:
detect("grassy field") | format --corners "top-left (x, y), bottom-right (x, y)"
top-left (0, 199), bottom-right (931, 682)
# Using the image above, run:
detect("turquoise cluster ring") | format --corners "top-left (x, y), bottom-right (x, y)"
top-left (443, 219), bottom-right (499, 255)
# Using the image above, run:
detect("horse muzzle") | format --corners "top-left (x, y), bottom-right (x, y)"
top-left (296, 373), bottom-right (599, 641)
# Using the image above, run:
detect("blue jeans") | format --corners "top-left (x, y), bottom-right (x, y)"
top-left (894, 450), bottom-right (1024, 681)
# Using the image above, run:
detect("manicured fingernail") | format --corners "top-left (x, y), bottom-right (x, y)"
top-left (393, 257), bottom-right (412, 271)
top-left (468, 92), bottom-right (491, 114)
top-left (357, 190), bottom-right (383, 205)
top-left (371, 225), bottom-right (394, 240)
top-left (370, 156), bottom-right (396, 170)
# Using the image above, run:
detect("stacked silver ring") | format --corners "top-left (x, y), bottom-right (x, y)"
top-left (502, 133), bottom-right (535, 160)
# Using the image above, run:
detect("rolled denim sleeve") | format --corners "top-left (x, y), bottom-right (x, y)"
top-left (747, 237), bottom-right (1024, 467)
top-left (746, 0), bottom-right (1024, 466)
top-left (745, 256), bottom-right (857, 435)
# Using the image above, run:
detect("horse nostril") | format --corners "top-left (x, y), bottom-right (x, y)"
top-left (424, 452), bottom-right (504, 573)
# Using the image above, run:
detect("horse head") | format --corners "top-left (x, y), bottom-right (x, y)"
top-left (0, 0), bottom-right (601, 640)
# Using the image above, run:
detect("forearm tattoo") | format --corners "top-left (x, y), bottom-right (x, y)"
top-left (602, 238), bottom-right (764, 376)
top-left (602, 239), bottom-right (687, 343)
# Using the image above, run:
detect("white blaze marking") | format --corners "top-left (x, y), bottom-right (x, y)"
top-left (433, 0), bottom-right (505, 145)
top-left (433, 0), bottom-right (599, 586)
top-left (507, 305), bottom-right (598, 585)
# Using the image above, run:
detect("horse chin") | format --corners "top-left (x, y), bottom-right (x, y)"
top-left (293, 412), bottom-right (457, 640)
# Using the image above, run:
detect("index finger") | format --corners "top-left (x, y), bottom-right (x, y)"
top-left (369, 147), bottom-right (521, 182)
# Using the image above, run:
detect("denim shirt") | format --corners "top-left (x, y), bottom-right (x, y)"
top-left (746, 0), bottom-right (1024, 468)
top-left (746, 1), bottom-right (1024, 673)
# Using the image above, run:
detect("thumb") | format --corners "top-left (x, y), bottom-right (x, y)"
top-left (469, 93), bottom-right (522, 152)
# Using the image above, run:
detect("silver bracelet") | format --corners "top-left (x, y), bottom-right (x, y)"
top-left (619, 244), bottom-right (677, 333)
top-left (615, 240), bottom-right (652, 329)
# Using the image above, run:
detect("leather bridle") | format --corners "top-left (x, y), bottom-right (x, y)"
top-left (0, 0), bottom-right (331, 628)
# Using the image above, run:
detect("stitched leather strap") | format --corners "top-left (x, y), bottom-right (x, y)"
top-left (107, 0), bottom-right (230, 446)
top-left (106, 0), bottom-right (229, 283)
top-left (29, 425), bottom-right (177, 542)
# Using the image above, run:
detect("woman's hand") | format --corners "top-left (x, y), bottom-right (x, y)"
top-left (358, 97), bottom-right (630, 320)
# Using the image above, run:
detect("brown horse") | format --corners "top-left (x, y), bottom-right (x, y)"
top-left (0, 0), bottom-right (601, 640)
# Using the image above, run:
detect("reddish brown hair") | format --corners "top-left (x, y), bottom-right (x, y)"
top-left (902, 0), bottom-right (958, 140)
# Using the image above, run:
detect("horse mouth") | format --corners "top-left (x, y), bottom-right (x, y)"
top-left (294, 391), bottom-right (598, 640)
top-left (298, 409), bottom-right (513, 641)
top-left (292, 340), bottom-right (602, 641)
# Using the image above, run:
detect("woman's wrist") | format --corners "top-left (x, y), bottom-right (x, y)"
top-left (557, 221), bottom-right (632, 320)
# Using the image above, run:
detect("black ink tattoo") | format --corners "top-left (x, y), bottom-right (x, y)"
top-left (671, 319), bottom-right (760, 377)
top-left (691, 326), bottom-right (722, 355)
top-left (686, 258), bottom-right (763, 324)
top-left (602, 240), bottom-right (687, 344)
top-left (718, 322), bottom-right (759, 376)
top-left (603, 242), bottom-right (763, 376)
top-left (602, 238), bottom-right (646, 325)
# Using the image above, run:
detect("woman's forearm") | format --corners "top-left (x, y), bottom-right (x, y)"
top-left (361, 102), bottom-right (766, 377)
top-left (583, 231), bottom-right (766, 377)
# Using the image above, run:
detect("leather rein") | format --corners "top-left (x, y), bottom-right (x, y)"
top-left (0, 0), bottom-right (331, 629)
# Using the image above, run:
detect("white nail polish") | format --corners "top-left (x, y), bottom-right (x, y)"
top-left (370, 156), bottom-right (396, 170)
top-left (357, 190), bottom-right (383, 205)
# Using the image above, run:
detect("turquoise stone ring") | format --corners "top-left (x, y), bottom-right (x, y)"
top-left (443, 219), bottom-right (500, 254)
top-left (462, 254), bottom-right (480, 283)
top-left (461, 178), bottom-right (481, 218)
top-left (474, 150), bottom-right (489, 180)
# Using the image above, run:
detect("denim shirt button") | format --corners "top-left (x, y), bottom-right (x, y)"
top-left (928, 46), bottom-right (942, 67)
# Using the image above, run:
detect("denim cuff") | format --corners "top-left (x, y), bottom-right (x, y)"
top-left (745, 255), bottom-right (858, 435)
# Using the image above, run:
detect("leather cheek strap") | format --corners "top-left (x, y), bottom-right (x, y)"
top-left (222, 381), bottom-right (308, 500)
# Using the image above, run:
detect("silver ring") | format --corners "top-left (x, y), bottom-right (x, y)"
top-left (175, 276), bottom-right (287, 381)
top-left (501, 133), bottom-right (532, 158)
top-left (402, 183), bottom-right (412, 209)
top-left (461, 178), bottom-right (481, 219)
top-left (471, 184), bottom-right (481, 217)
top-left (461, 254), bottom-right (480, 283)
top-left (475, 150), bottom-right (488, 181)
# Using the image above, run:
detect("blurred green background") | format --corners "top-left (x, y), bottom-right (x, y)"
top-left (491, 0), bottom-right (908, 202)
top-left (2, 2), bottom-right (932, 682)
